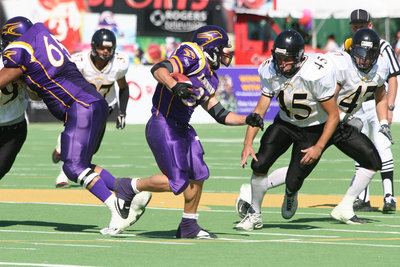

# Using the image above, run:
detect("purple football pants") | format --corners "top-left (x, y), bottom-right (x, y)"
top-left (61, 100), bottom-right (108, 182)
top-left (145, 113), bottom-right (209, 195)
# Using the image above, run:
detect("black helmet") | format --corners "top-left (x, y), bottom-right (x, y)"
top-left (271, 30), bottom-right (305, 77)
top-left (1, 16), bottom-right (33, 51)
top-left (350, 28), bottom-right (380, 73)
top-left (192, 25), bottom-right (232, 70)
top-left (91, 28), bottom-right (116, 61)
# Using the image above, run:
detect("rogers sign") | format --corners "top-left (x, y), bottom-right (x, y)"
top-left (149, 10), bottom-right (208, 32)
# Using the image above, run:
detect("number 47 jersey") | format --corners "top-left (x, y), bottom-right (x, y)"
top-left (326, 51), bottom-right (389, 115)
top-left (258, 53), bottom-right (337, 128)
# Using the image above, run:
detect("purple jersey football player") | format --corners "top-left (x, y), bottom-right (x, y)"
top-left (107, 25), bottom-right (264, 238)
top-left (0, 16), bottom-right (150, 234)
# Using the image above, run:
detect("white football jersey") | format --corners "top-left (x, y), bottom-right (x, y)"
top-left (258, 53), bottom-right (336, 127)
top-left (326, 51), bottom-right (389, 115)
top-left (0, 61), bottom-right (28, 125)
top-left (71, 51), bottom-right (129, 107)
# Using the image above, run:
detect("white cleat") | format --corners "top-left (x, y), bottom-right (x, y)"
top-left (127, 191), bottom-right (152, 226)
top-left (235, 212), bottom-right (263, 231)
top-left (100, 192), bottom-right (152, 235)
top-left (235, 184), bottom-right (252, 219)
top-left (282, 191), bottom-right (298, 220)
top-left (331, 205), bottom-right (366, 225)
top-left (100, 197), bottom-right (131, 235)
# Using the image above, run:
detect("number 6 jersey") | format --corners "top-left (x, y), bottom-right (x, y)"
top-left (258, 53), bottom-right (337, 127)
top-left (1, 23), bottom-right (103, 121)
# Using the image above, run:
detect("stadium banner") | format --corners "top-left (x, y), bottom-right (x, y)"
top-left (26, 66), bottom-right (280, 124)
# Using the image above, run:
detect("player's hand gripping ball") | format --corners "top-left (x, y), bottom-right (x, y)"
top-left (170, 73), bottom-right (196, 100)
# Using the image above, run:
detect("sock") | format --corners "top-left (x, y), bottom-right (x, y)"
top-left (114, 178), bottom-right (135, 201)
top-left (267, 167), bottom-right (287, 189)
top-left (99, 168), bottom-right (116, 190)
top-left (347, 168), bottom-right (376, 197)
top-left (250, 173), bottom-right (268, 213)
top-left (89, 178), bottom-right (113, 203)
top-left (182, 213), bottom-right (199, 220)
top-left (381, 170), bottom-right (394, 196)
top-left (131, 178), bottom-right (140, 194)
top-left (56, 166), bottom-right (69, 184)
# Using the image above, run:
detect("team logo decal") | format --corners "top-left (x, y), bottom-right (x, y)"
top-left (196, 31), bottom-right (223, 46)
top-left (2, 22), bottom-right (23, 37)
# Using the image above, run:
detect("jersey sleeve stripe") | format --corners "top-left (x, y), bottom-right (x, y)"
top-left (318, 94), bottom-right (334, 102)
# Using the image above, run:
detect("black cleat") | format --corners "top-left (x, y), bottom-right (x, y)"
top-left (382, 194), bottom-right (397, 214)
top-left (348, 215), bottom-right (366, 224)
top-left (52, 149), bottom-right (61, 164)
top-left (353, 199), bottom-right (372, 212)
top-left (56, 182), bottom-right (70, 188)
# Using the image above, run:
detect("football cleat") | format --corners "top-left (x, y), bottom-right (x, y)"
top-left (127, 191), bottom-right (152, 226)
top-left (331, 205), bottom-right (366, 224)
top-left (195, 229), bottom-right (217, 239)
top-left (382, 194), bottom-right (397, 214)
top-left (235, 183), bottom-right (252, 218)
top-left (55, 182), bottom-right (70, 188)
top-left (235, 211), bottom-right (263, 231)
top-left (52, 149), bottom-right (61, 164)
top-left (100, 197), bottom-right (131, 235)
top-left (281, 191), bottom-right (298, 219)
top-left (353, 199), bottom-right (372, 212)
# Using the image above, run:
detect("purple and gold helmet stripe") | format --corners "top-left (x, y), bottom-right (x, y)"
top-left (196, 30), bottom-right (223, 47)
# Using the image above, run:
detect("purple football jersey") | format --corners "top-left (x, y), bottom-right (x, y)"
top-left (151, 42), bottom-right (219, 124)
top-left (2, 23), bottom-right (103, 121)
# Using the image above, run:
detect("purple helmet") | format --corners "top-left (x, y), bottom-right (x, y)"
top-left (192, 25), bottom-right (232, 70)
top-left (1, 16), bottom-right (33, 50)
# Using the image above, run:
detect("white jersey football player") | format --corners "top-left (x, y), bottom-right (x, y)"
top-left (0, 60), bottom-right (29, 180)
top-left (347, 9), bottom-right (399, 213)
top-left (52, 28), bottom-right (130, 188)
top-left (236, 30), bottom-right (339, 231)
top-left (235, 29), bottom-right (390, 230)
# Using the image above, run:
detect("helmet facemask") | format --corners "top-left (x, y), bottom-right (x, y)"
top-left (350, 44), bottom-right (379, 73)
top-left (91, 29), bottom-right (116, 63)
top-left (204, 46), bottom-right (233, 70)
top-left (272, 47), bottom-right (304, 77)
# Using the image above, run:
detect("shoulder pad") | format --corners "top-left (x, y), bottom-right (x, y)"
top-left (300, 53), bottom-right (334, 82)
top-left (114, 51), bottom-right (130, 71)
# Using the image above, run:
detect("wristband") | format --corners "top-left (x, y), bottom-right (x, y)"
top-left (380, 119), bottom-right (388, 126)
top-left (339, 112), bottom-right (346, 122)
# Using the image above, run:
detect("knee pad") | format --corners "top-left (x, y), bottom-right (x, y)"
top-left (77, 168), bottom-right (98, 187)
top-left (251, 158), bottom-right (268, 174)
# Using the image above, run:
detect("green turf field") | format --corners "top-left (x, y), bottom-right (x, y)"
top-left (0, 122), bottom-right (399, 266)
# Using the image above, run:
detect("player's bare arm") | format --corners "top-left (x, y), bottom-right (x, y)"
top-left (203, 96), bottom-right (246, 126)
top-left (0, 67), bottom-right (23, 89)
top-left (300, 97), bottom-right (339, 165)
top-left (241, 95), bottom-right (271, 168)
top-left (151, 59), bottom-right (179, 89)
top-left (375, 85), bottom-right (389, 122)
top-left (387, 76), bottom-right (397, 124)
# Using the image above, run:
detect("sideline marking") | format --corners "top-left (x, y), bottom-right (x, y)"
top-left (0, 189), bottom-right (395, 210)
top-left (0, 263), bottom-right (97, 267)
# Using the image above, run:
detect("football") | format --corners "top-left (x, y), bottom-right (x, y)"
top-left (171, 73), bottom-right (193, 88)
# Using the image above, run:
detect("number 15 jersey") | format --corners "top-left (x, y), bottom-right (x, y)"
top-left (258, 53), bottom-right (337, 127)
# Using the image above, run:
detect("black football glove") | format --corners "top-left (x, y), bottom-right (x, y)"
top-left (171, 83), bottom-right (196, 99)
top-left (379, 123), bottom-right (394, 144)
top-left (116, 114), bottom-right (126, 130)
top-left (246, 113), bottom-right (264, 131)
top-left (343, 114), bottom-right (363, 133)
